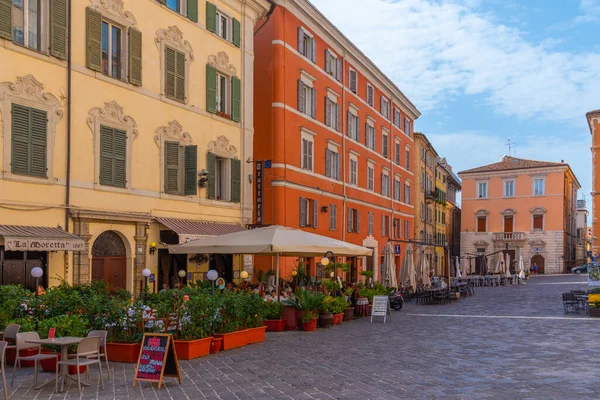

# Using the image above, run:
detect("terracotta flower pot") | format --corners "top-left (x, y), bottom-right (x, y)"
top-left (173, 337), bottom-right (212, 360)
top-left (246, 326), bottom-right (267, 344)
top-left (106, 342), bottom-right (141, 363)
top-left (210, 337), bottom-right (222, 354)
top-left (282, 306), bottom-right (298, 331)
top-left (344, 307), bottom-right (354, 321)
top-left (214, 330), bottom-right (248, 351)
top-left (301, 318), bottom-right (318, 332)
top-left (263, 319), bottom-right (285, 332)
top-left (333, 313), bottom-right (344, 325)
top-left (318, 313), bottom-right (334, 329)
top-left (295, 309), bottom-right (307, 330)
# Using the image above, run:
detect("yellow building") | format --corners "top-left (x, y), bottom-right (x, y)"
top-left (0, 0), bottom-right (270, 294)
top-left (435, 160), bottom-right (449, 275)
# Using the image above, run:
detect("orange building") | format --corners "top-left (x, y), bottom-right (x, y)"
top-left (589, 109), bottom-right (600, 256)
top-left (253, 0), bottom-right (420, 282)
top-left (459, 156), bottom-right (580, 274)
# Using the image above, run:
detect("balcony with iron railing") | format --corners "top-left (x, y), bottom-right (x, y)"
top-left (492, 232), bottom-right (525, 241)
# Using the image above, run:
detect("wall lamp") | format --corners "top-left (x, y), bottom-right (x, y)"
top-left (149, 241), bottom-right (157, 255)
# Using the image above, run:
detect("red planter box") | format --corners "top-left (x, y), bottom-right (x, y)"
top-left (68, 365), bottom-right (87, 375)
top-left (210, 337), bottom-right (222, 354)
top-left (333, 313), bottom-right (344, 325)
top-left (6, 348), bottom-right (37, 367)
top-left (40, 351), bottom-right (59, 372)
top-left (106, 342), bottom-right (141, 363)
top-left (263, 319), bottom-right (285, 332)
top-left (214, 330), bottom-right (248, 351)
top-left (301, 319), bottom-right (317, 332)
top-left (246, 326), bottom-right (267, 344)
top-left (282, 306), bottom-right (298, 331)
top-left (173, 337), bottom-right (212, 360)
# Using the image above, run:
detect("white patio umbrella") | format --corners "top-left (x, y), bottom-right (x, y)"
top-left (518, 255), bottom-right (525, 279)
top-left (455, 257), bottom-right (462, 279)
top-left (407, 245), bottom-right (416, 290)
top-left (422, 255), bottom-right (431, 287)
top-left (170, 225), bottom-right (373, 298)
top-left (495, 254), bottom-right (503, 274)
top-left (461, 257), bottom-right (469, 276)
top-left (505, 253), bottom-right (512, 277)
top-left (382, 242), bottom-right (397, 288)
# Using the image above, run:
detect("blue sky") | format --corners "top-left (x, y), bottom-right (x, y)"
top-left (310, 0), bottom-right (600, 205)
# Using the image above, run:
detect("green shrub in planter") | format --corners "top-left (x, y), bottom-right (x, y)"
top-left (179, 293), bottom-right (213, 340)
top-left (263, 301), bottom-right (284, 320)
top-left (7, 317), bottom-right (37, 333)
top-left (0, 285), bottom-right (30, 330)
top-left (37, 314), bottom-right (89, 340)
top-left (284, 289), bottom-right (324, 311)
top-left (301, 311), bottom-right (318, 323)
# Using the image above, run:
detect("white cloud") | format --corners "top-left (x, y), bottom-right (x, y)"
top-left (309, 0), bottom-right (600, 123)
top-left (574, 0), bottom-right (600, 23)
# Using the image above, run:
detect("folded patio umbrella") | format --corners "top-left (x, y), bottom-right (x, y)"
top-left (495, 254), bottom-right (503, 274)
top-left (518, 255), bottom-right (525, 279)
top-left (455, 257), bottom-right (462, 279)
top-left (422, 254), bottom-right (431, 287)
top-left (505, 253), bottom-right (512, 277)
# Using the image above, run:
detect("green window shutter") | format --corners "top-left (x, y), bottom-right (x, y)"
top-left (231, 76), bottom-right (241, 122)
top-left (10, 105), bottom-right (47, 177)
top-left (206, 152), bottom-right (216, 199)
top-left (165, 47), bottom-right (176, 100)
top-left (0, 0), bottom-right (12, 40)
top-left (99, 126), bottom-right (114, 185)
top-left (206, 2), bottom-right (217, 33)
top-left (232, 18), bottom-right (241, 47)
top-left (164, 141), bottom-right (180, 194)
top-left (230, 158), bottom-right (241, 203)
top-left (206, 64), bottom-right (217, 114)
top-left (86, 7), bottom-right (102, 71)
top-left (30, 108), bottom-right (48, 177)
top-left (128, 27), bottom-right (142, 86)
top-left (50, 0), bottom-right (68, 59)
top-left (187, 0), bottom-right (198, 22)
top-left (11, 104), bottom-right (30, 175)
top-left (175, 50), bottom-right (186, 102)
top-left (113, 129), bottom-right (127, 188)
top-left (184, 145), bottom-right (198, 196)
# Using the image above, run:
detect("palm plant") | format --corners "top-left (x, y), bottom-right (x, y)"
top-left (284, 288), bottom-right (324, 311)
top-left (255, 269), bottom-right (275, 285)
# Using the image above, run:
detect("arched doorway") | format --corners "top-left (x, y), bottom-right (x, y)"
top-left (92, 231), bottom-right (127, 289)
top-left (531, 255), bottom-right (545, 274)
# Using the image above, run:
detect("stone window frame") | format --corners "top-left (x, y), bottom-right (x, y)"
top-left (530, 207), bottom-right (547, 232)
top-left (475, 209), bottom-right (489, 233)
top-left (87, 101), bottom-right (138, 191)
top-left (155, 26), bottom-right (194, 105)
top-left (0, 75), bottom-right (63, 184)
top-left (154, 120), bottom-right (193, 197)
top-left (501, 208), bottom-right (516, 232)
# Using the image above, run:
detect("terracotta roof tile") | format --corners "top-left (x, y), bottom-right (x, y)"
top-left (459, 156), bottom-right (565, 174)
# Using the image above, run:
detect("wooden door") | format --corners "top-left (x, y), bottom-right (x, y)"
top-left (504, 216), bottom-right (514, 233)
top-left (2, 260), bottom-right (25, 286)
top-left (92, 256), bottom-right (127, 289)
top-left (531, 255), bottom-right (545, 274)
top-left (366, 249), bottom-right (374, 273)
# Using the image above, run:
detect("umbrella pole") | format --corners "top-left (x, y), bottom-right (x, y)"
top-left (276, 253), bottom-right (280, 302)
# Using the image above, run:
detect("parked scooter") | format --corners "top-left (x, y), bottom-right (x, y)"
top-left (389, 290), bottom-right (404, 311)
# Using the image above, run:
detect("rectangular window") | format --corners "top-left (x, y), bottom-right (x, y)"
top-left (533, 215), bottom-right (543, 231)
top-left (380, 97), bottom-right (389, 119)
top-left (216, 73), bottom-right (228, 113)
top-left (349, 69), bottom-right (357, 93)
top-left (350, 159), bottom-right (357, 185)
top-left (325, 50), bottom-right (340, 80)
top-left (165, 46), bottom-right (186, 102)
top-left (216, 11), bottom-right (229, 40)
top-left (404, 118), bottom-right (411, 136)
top-left (395, 141), bottom-right (400, 165)
top-left (504, 180), bottom-right (515, 197)
top-left (347, 208), bottom-right (359, 233)
top-left (394, 178), bottom-right (401, 201)
top-left (164, 142), bottom-right (197, 196)
top-left (325, 149), bottom-right (340, 180)
top-left (302, 138), bottom-right (313, 171)
top-left (381, 173), bottom-right (389, 197)
top-left (394, 108), bottom-right (401, 127)
top-left (299, 197), bottom-right (309, 227)
top-left (329, 204), bottom-right (337, 230)
top-left (477, 182), bottom-right (488, 199)
top-left (99, 125), bottom-right (126, 188)
top-left (420, 203), bottom-right (425, 221)
top-left (477, 216), bottom-right (486, 232)
top-left (297, 27), bottom-right (316, 62)
top-left (368, 212), bottom-right (374, 235)
top-left (533, 178), bottom-right (545, 196)
top-left (404, 220), bottom-right (409, 239)
top-left (404, 183), bottom-right (411, 204)
top-left (365, 124), bottom-right (375, 150)
top-left (325, 98), bottom-right (340, 131)
top-left (10, 104), bottom-right (47, 178)
top-left (382, 132), bottom-right (389, 158)
top-left (367, 84), bottom-right (374, 106)
top-left (101, 20), bottom-right (123, 79)
top-left (405, 146), bottom-right (410, 170)
top-left (11, 0), bottom-right (42, 51)
top-left (347, 112), bottom-right (359, 141)
top-left (367, 166), bottom-right (374, 191)
top-left (393, 218), bottom-right (400, 238)
top-left (381, 215), bottom-right (390, 237)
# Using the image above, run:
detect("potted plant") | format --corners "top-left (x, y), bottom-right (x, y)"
top-left (332, 297), bottom-right (347, 325)
top-left (173, 293), bottom-right (213, 360)
top-left (37, 314), bottom-right (90, 374)
top-left (244, 294), bottom-right (267, 344)
top-left (284, 289), bottom-right (324, 330)
top-left (590, 301), bottom-right (600, 318)
top-left (105, 299), bottom-right (145, 363)
top-left (301, 312), bottom-right (318, 332)
top-left (318, 297), bottom-right (335, 329)
top-left (263, 301), bottom-right (285, 332)
top-left (213, 291), bottom-right (250, 350)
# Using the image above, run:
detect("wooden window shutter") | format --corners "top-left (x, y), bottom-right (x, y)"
top-left (86, 7), bottom-right (102, 71)
top-left (356, 116), bottom-right (360, 142)
top-left (325, 149), bottom-right (331, 178)
top-left (533, 215), bottom-right (543, 230)
top-left (230, 158), bottom-right (241, 202)
top-left (325, 98), bottom-right (331, 126)
top-left (347, 111), bottom-right (351, 137)
top-left (347, 209), bottom-right (353, 233)
top-left (381, 215), bottom-right (385, 236)
top-left (325, 50), bottom-right (330, 73)
top-left (165, 47), bottom-right (178, 101)
top-left (206, 64), bottom-right (217, 113)
top-left (336, 58), bottom-right (341, 81)
top-left (175, 50), bottom-right (185, 102)
top-left (297, 80), bottom-right (304, 113)
top-left (232, 18), bottom-right (241, 47)
top-left (128, 27), bottom-right (142, 86)
top-left (184, 145), bottom-right (198, 196)
top-left (311, 38), bottom-right (316, 63)
top-left (0, 0), bottom-right (11, 40)
top-left (336, 153), bottom-right (340, 180)
top-left (206, 2), bottom-right (217, 33)
top-left (206, 152), bottom-right (216, 199)
top-left (356, 209), bottom-right (360, 233)
top-left (187, 0), bottom-right (198, 22)
top-left (50, 0), bottom-right (68, 59)
top-left (477, 217), bottom-right (486, 233)
top-left (313, 199), bottom-right (318, 228)
top-left (99, 126), bottom-right (114, 186)
top-left (311, 88), bottom-right (316, 119)
top-left (11, 104), bottom-right (47, 177)
top-left (30, 107), bottom-right (47, 177)
top-left (164, 141), bottom-right (180, 194)
top-left (113, 129), bottom-right (127, 188)
top-left (335, 103), bottom-right (340, 131)
top-left (299, 198), bottom-right (307, 226)
top-left (297, 28), bottom-right (304, 54)
top-left (231, 76), bottom-right (241, 122)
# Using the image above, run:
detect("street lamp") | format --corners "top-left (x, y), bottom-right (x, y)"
top-left (31, 267), bottom-right (43, 297)
top-left (207, 269), bottom-right (218, 295)
top-left (142, 268), bottom-right (151, 299)
top-left (178, 269), bottom-right (186, 288)
top-left (240, 270), bottom-right (249, 280)
top-left (321, 251), bottom-right (336, 297)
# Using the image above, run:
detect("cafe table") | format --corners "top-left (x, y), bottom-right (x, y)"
top-left (25, 336), bottom-right (88, 392)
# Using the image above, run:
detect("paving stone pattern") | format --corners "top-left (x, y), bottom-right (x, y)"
top-left (6, 275), bottom-right (599, 399)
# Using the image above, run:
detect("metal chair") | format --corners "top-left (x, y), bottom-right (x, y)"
top-left (58, 337), bottom-right (103, 395)
top-left (2, 324), bottom-right (20, 352)
top-left (11, 332), bottom-right (58, 392)
top-left (562, 293), bottom-right (578, 314)
top-left (71, 330), bottom-right (110, 380)
top-left (1, 341), bottom-right (8, 400)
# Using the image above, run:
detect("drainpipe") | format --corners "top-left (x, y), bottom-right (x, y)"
top-left (341, 51), bottom-right (347, 244)
top-left (65, 0), bottom-right (72, 232)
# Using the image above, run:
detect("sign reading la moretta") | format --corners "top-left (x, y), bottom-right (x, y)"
top-left (5, 238), bottom-right (85, 251)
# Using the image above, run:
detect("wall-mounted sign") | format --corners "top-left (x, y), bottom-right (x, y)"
top-left (5, 238), bottom-right (85, 251)
top-left (532, 247), bottom-right (543, 254)
top-left (255, 161), bottom-right (264, 225)
top-left (394, 245), bottom-right (401, 255)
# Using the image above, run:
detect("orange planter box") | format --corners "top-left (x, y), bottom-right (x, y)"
top-left (264, 319), bottom-right (285, 332)
top-left (105, 342), bottom-right (141, 363)
top-left (174, 337), bottom-right (212, 360)
top-left (246, 326), bottom-right (267, 344)
top-left (214, 330), bottom-right (248, 351)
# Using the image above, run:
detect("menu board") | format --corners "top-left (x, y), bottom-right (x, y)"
top-left (133, 333), bottom-right (181, 389)
top-left (370, 295), bottom-right (391, 323)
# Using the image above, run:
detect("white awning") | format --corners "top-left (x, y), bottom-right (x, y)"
top-left (0, 225), bottom-right (85, 251)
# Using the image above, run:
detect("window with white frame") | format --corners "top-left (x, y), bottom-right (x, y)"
top-left (380, 96), bottom-right (390, 119)
top-left (504, 179), bottom-right (515, 197)
top-left (404, 117), bottom-right (411, 136)
top-left (381, 170), bottom-right (390, 197)
top-left (420, 169), bottom-right (425, 190)
top-left (394, 176), bottom-right (401, 201)
top-left (349, 156), bottom-right (358, 186)
top-left (404, 181), bottom-right (411, 204)
top-left (395, 139), bottom-right (401, 165)
top-left (297, 27), bottom-right (316, 63)
top-left (299, 197), bottom-right (310, 227)
top-left (367, 83), bottom-right (374, 106)
top-left (347, 109), bottom-right (359, 141)
top-left (533, 177), bottom-right (545, 196)
top-left (368, 212), bottom-right (374, 235)
top-left (404, 220), bottom-right (409, 239)
top-left (301, 129), bottom-right (314, 171)
top-left (393, 218), bottom-right (401, 238)
top-left (347, 208), bottom-right (360, 233)
top-left (349, 68), bottom-right (357, 93)
top-left (477, 181), bottom-right (488, 198)
top-left (325, 93), bottom-right (340, 131)
top-left (367, 163), bottom-right (374, 191)
top-left (298, 73), bottom-right (316, 119)
top-left (405, 145), bottom-right (410, 171)
top-left (420, 202), bottom-right (425, 220)
top-left (11, 0), bottom-right (49, 51)
top-left (216, 72), bottom-right (229, 113)
top-left (382, 131), bottom-right (389, 158)
top-left (329, 204), bottom-right (337, 230)
top-left (382, 215), bottom-right (390, 237)
top-left (325, 49), bottom-right (341, 81)
top-left (365, 121), bottom-right (375, 150)
top-left (216, 10), bottom-right (231, 40)
top-left (214, 156), bottom-right (231, 201)
top-left (101, 20), bottom-right (125, 80)
top-left (394, 108), bottom-right (401, 128)
top-left (325, 147), bottom-right (340, 180)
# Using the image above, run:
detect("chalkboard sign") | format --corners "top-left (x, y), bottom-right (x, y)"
top-left (370, 295), bottom-right (391, 323)
top-left (133, 333), bottom-right (181, 389)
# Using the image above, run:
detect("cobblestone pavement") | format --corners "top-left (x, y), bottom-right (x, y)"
top-left (6, 274), bottom-right (599, 399)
